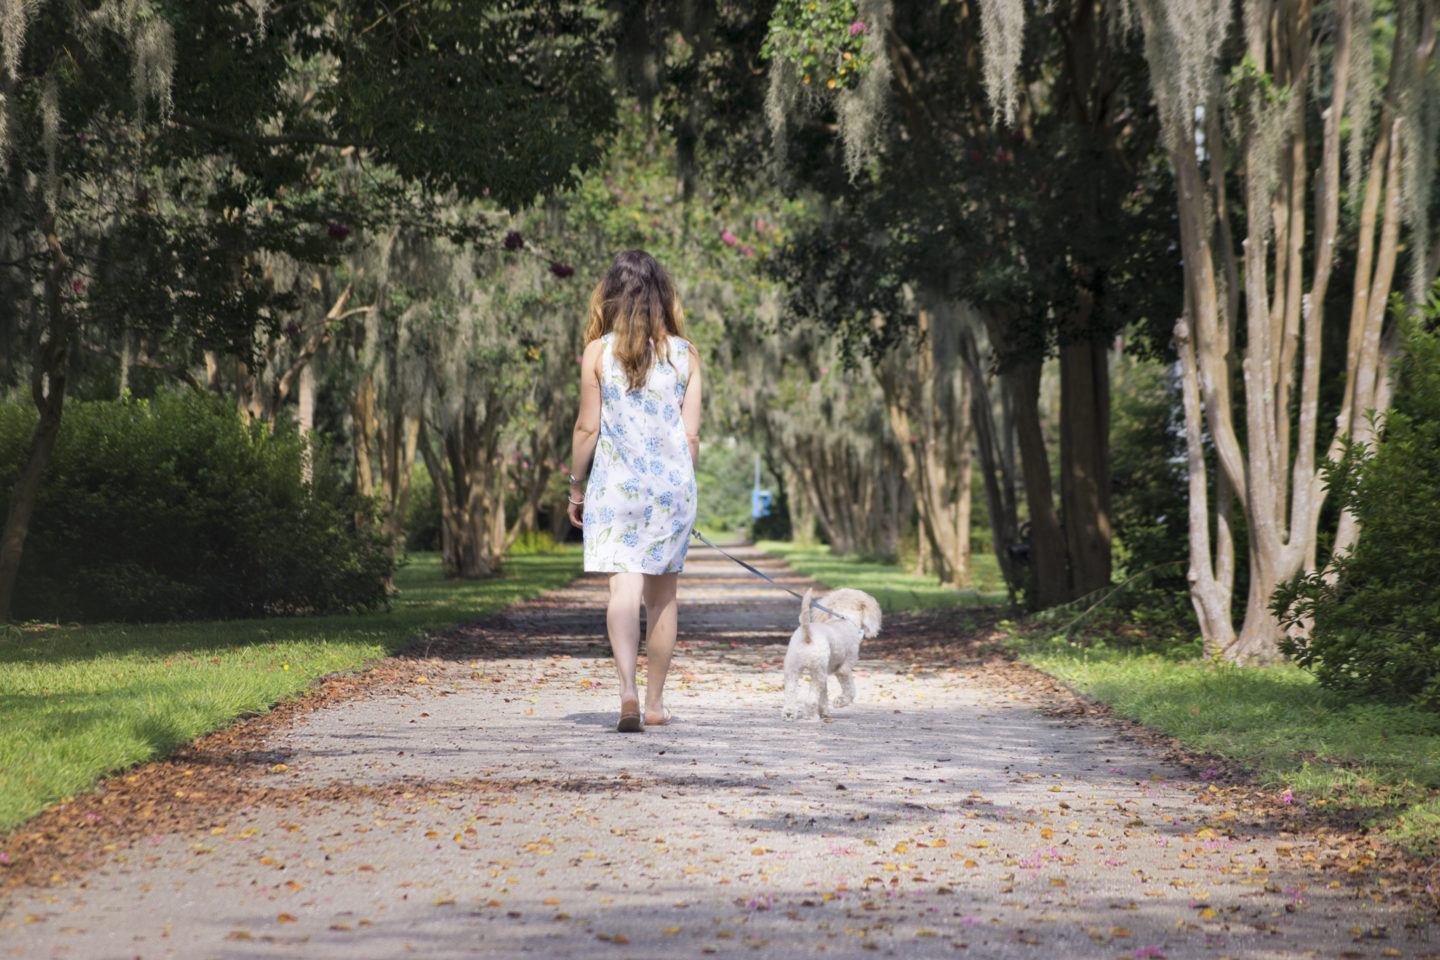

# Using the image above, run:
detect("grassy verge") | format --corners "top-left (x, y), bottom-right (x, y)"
top-left (756, 540), bottom-right (1009, 611)
top-left (0, 550), bottom-right (581, 832)
top-left (1013, 627), bottom-right (1440, 853)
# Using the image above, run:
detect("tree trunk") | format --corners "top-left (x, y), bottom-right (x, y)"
top-left (297, 361), bottom-right (316, 484)
top-left (1058, 336), bottom-right (1112, 596)
top-left (960, 317), bottom-right (1024, 602)
top-left (118, 325), bottom-right (132, 400)
top-left (1140, 0), bottom-right (1429, 662)
top-left (1174, 315), bottom-right (1238, 654)
top-left (376, 408), bottom-right (421, 589)
top-left (0, 222), bottom-right (74, 623)
top-left (420, 412), bottom-right (506, 579)
top-left (1008, 358), bottom-right (1068, 608)
top-left (350, 373), bottom-right (376, 510)
top-left (783, 459), bottom-right (816, 542)
top-left (877, 301), bottom-right (972, 585)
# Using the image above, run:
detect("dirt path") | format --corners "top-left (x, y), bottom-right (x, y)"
top-left (2, 545), bottom-right (1430, 958)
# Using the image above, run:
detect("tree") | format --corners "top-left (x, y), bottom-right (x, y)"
top-left (979, 0), bottom-right (1440, 660)
top-left (1274, 288), bottom-right (1440, 706)
top-left (761, 0), bottom-right (1175, 603)
top-left (0, 0), bottom-right (618, 619)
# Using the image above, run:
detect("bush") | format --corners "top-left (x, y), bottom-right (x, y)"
top-left (1274, 296), bottom-right (1440, 708)
top-left (1107, 359), bottom-right (1195, 622)
top-left (0, 392), bottom-right (392, 622)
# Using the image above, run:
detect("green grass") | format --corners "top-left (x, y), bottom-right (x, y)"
top-left (0, 550), bottom-right (581, 832)
top-left (1014, 630), bottom-right (1440, 853)
top-left (756, 540), bottom-right (1009, 611)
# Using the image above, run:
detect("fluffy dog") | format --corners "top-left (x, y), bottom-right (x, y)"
top-left (782, 588), bottom-right (876, 720)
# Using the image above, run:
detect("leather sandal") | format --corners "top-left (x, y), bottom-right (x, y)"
top-left (616, 699), bottom-right (643, 733)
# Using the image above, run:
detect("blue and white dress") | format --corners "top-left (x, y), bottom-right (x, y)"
top-left (583, 333), bottom-right (697, 573)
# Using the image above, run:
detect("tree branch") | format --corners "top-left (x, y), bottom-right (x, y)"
top-left (78, 339), bottom-right (203, 392)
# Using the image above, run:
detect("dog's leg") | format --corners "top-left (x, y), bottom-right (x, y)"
top-left (833, 662), bottom-right (856, 709)
top-left (815, 671), bottom-right (830, 719)
top-left (798, 668), bottom-right (818, 719)
top-left (782, 667), bottom-right (799, 720)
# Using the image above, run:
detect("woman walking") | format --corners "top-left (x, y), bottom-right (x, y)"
top-left (567, 250), bottom-right (702, 732)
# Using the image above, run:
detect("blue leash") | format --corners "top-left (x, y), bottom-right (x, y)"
top-left (689, 529), bottom-right (861, 633)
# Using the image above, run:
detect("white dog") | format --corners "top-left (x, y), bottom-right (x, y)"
top-left (782, 587), bottom-right (880, 720)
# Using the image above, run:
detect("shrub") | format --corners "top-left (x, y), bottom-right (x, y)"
top-left (1107, 359), bottom-right (1195, 622)
top-left (1274, 295), bottom-right (1440, 708)
top-left (0, 392), bottom-right (391, 622)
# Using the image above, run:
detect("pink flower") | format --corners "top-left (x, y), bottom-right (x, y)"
top-left (721, 231), bottom-right (739, 246)
top-left (71, 278), bottom-right (83, 293)
top-left (849, 21), bottom-right (866, 36)
top-left (741, 246), bottom-right (755, 257)
top-left (1280, 790), bottom-right (1294, 804)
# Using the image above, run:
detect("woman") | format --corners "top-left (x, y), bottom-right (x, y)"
top-left (567, 250), bottom-right (702, 732)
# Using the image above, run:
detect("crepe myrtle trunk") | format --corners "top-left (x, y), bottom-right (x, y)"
top-left (1152, 0), bottom-right (1430, 662)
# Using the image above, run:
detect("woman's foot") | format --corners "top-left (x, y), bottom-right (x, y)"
top-left (643, 705), bottom-right (672, 726)
top-left (617, 697), bottom-right (643, 733)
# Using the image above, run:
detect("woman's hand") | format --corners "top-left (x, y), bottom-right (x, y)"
top-left (567, 478), bottom-right (585, 528)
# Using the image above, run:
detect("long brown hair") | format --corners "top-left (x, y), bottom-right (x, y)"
top-left (584, 249), bottom-right (687, 392)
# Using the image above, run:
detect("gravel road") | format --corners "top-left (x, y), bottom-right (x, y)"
top-left (2, 545), bottom-right (1428, 959)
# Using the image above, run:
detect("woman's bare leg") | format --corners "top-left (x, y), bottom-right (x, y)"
top-left (641, 572), bottom-right (679, 724)
top-left (607, 573), bottom-right (644, 709)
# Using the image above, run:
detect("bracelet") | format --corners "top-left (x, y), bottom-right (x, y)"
top-left (568, 496), bottom-right (585, 505)
top-left (568, 472), bottom-right (586, 485)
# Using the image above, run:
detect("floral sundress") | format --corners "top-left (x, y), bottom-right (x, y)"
top-left (582, 333), bottom-right (698, 573)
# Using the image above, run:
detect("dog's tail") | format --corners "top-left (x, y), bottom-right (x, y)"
top-left (799, 588), bottom-right (815, 642)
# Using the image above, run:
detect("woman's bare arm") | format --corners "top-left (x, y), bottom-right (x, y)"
top-left (681, 346), bottom-right (703, 470)
top-left (567, 339), bottom-right (605, 527)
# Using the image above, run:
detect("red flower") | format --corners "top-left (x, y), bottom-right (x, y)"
top-left (550, 262), bottom-right (575, 278)
top-left (504, 230), bottom-right (524, 251)
top-left (327, 222), bottom-right (350, 240)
